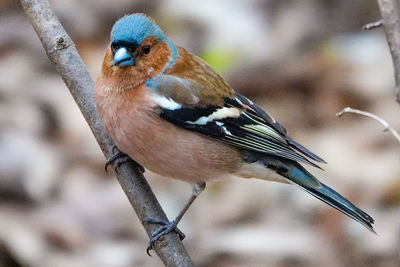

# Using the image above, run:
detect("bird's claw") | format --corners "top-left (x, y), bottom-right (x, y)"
top-left (143, 218), bottom-right (185, 256)
top-left (105, 146), bottom-right (125, 171)
top-left (105, 146), bottom-right (144, 173)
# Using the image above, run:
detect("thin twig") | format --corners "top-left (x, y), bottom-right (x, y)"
top-left (362, 19), bottom-right (383, 30)
top-left (377, 0), bottom-right (400, 105)
top-left (18, 0), bottom-right (195, 266)
top-left (336, 107), bottom-right (400, 143)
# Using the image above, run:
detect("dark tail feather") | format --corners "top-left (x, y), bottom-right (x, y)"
top-left (285, 163), bottom-right (375, 233)
top-left (297, 180), bottom-right (375, 233)
top-left (255, 154), bottom-right (376, 233)
top-left (245, 152), bottom-right (375, 232)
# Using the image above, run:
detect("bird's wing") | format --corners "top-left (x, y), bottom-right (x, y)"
top-left (147, 74), bottom-right (326, 167)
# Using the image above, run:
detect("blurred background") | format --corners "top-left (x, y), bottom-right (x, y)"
top-left (1, 0), bottom-right (400, 266)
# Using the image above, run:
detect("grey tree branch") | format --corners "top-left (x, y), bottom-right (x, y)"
top-left (377, 0), bottom-right (400, 105)
top-left (19, 0), bottom-right (195, 266)
top-left (336, 107), bottom-right (400, 143)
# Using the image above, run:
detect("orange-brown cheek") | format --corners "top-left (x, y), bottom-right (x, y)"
top-left (140, 40), bottom-right (172, 74)
top-left (100, 39), bottom-right (173, 90)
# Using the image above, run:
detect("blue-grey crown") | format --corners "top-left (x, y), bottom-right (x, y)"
top-left (111, 14), bottom-right (178, 72)
top-left (111, 14), bottom-right (167, 44)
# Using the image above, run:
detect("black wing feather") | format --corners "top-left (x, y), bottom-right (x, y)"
top-left (158, 93), bottom-right (325, 168)
top-left (234, 93), bottom-right (326, 163)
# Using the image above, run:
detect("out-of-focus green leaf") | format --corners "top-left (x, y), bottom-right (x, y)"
top-left (201, 49), bottom-right (237, 74)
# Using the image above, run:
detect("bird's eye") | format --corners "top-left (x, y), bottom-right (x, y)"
top-left (142, 45), bottom-right (151, 55)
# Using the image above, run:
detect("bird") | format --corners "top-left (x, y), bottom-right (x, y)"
top-left (95, 13), bottom-right (375, 253)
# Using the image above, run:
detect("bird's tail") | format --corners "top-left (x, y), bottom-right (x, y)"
top-left (254, 155), bottom-right (375, 232)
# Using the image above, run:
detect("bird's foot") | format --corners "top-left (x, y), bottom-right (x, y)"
top-left (105, 146), bottom-right (144, 173)
top-left (143, 218), bottom-right (185, 256)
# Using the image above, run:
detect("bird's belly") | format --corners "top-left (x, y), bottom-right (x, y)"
top-left (105, 104), bottom-right (241, 183)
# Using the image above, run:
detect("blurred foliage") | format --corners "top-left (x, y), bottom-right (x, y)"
top-left (201, 48), bottom-right (238, 75)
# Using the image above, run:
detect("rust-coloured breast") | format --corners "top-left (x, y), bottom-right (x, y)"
top-left (95, 81), bottom-right (241, 183)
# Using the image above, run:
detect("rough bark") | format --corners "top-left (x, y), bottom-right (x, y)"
top-left (377, 0), bottom-right (400, 105)
top-left (19, 0), bottom-right (195, 266)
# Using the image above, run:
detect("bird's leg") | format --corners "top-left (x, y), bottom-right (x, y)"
top-left (144, 182), bottom-right (206, 255)
top-left (105, 146), bottom-right (144, 173)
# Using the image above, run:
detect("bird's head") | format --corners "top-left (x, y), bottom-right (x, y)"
top-left (101, 14), bottom-right (178, 90)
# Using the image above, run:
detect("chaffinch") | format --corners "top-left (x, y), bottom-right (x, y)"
top-left (95, 13), bottom-right (375, 252)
